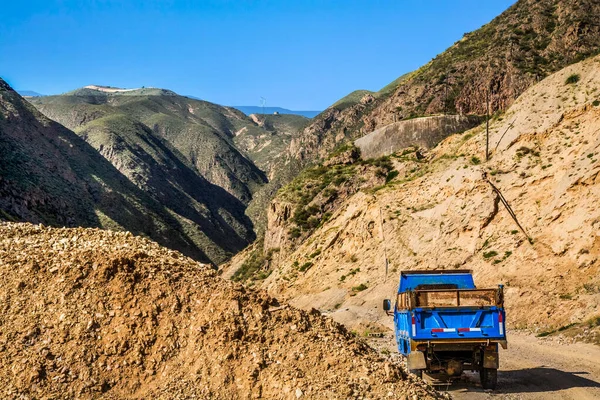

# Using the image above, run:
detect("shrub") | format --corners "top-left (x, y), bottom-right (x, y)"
top-left (299, 262), bottom-right (313, 272)
top-left (483, 250), bottom-right (498, 259)
top-left (593, 100), bottom-right (600, 107)
top-left (587, 316), bottom-right (600, 327)
top-left (386, 170), bottom-right (399, 183)
top-left (565, 74), bottom-right (580, 84)
top-left (289, 227), bottom-right (301, 239)
top-left (470, 156), bottom-right (481, 165)
top-left (309, 249), bottom-right (321, 258)
top-left (352, 283), bottom-right (368, 292)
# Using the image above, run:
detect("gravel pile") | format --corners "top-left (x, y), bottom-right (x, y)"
top-left (0, 222), bottom-right (443, 399)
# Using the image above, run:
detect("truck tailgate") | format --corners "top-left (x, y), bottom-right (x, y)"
top-left (414, 307), bottom-right (505, 340)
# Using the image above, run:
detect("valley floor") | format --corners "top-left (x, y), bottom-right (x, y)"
top-left (370, 330), bottom-right (600, 399)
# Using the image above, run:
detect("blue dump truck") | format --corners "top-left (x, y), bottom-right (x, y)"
top-left (383, 270), bottom-right (506, 389)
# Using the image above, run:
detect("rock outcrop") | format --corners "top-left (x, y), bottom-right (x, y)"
top-left (286, 0), bottom-right (600, 170)
top-left (355, 115), bottom-right (483, 159)
top-left (248, 54), bottom-right (600, 335)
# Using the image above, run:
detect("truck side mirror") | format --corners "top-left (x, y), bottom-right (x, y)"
top-left (383, 299), bottom-right (392, 312)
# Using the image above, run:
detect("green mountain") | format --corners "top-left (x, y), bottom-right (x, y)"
top-left (232, 106), bottom-right (321, 118)
top-left (30, 86), bottom-right (267, 204)
top-left (1, 79), bottom-right (254, 264)
top-left (289, 0), bottom-right (600, 164)
top-left (234, 113), bottom-right (309, 177)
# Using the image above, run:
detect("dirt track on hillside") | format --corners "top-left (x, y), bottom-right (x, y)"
top-left (370, 331), bottom-right (600, 399)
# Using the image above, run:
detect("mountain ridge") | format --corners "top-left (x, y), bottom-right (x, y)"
top-left (1, 78), bottom-right (255, 264)
top-left (226, 53), bottom-right (600, 338)
top-left (232, 106), bottom-right (321, 119)
top-left (286, 0), bottom-right (600, 166)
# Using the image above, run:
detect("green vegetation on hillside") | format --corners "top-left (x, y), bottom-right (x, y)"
top-left (30, 88), bottom-right (268, 204)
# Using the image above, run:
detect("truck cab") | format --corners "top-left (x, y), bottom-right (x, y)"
top-left (383, 270), bottom-right (506, 389)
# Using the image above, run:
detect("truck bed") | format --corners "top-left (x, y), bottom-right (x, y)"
top-left (394, 288), bottom-right (506, 355)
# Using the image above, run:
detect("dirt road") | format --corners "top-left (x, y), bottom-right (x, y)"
top-left (370, 331), bottom-right (600, 399)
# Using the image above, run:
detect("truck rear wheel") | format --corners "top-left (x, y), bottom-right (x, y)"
top-left (480, 367), bottom-right (497, 389)
top-left (409, 369), bottom-right (423, 379)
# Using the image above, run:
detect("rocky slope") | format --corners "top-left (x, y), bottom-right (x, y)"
top-left (30, 87), bottom-right (268, 204)
top-left (287, 0), bottom-right (600, 168)
top-left (0, 80), bottom-right (254, 264)
top-left (234, 113), bottom-right (308, 179)
top-left (0, 222), bottom-right (445, 399)
top-left (228, 54), bottom-right (600, 337)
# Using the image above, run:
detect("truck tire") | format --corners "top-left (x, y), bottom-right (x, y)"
top-left (480, 367), bottom-right (497, 390)
top-left (409, 369), bottom-right (423, 379)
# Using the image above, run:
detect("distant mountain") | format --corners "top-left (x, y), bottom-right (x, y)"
top-left (30, 86), bottom-right (268, 204)
top-left (25, 84), bottom-right (312, 256)
top-left (232, 106), bottom-right (321, 119)
top-left (235, 113), bottom-right (309, 177)
top-left (16, 90), bottom-right (44, 97)
top-left (1, 78), bottom-right (255, 264)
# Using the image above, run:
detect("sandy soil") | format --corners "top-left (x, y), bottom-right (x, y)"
top-left (370, 331), bottom-right (600, 399)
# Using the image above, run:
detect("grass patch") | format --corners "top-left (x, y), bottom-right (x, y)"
top-left (483, 250), bottom-right (498, 259)
top-left (565, 73), bottom-right (580, 85)
top-left (298, 262), bottom-right (313, 272)
top-left (352, 283), bottom-right (368, 292)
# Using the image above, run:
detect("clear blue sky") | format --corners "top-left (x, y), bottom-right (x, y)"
top-left (1, 0), bottom-right (515, 110)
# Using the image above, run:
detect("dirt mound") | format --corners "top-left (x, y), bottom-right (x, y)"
top-left (0, 222), bottom-right (442, 399)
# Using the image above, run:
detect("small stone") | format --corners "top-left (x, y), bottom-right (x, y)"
top-left (295, 388), bottom-right (303, 398)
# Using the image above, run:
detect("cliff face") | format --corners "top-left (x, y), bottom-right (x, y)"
top-left (239, 54), bottom-right (600, 335)
top-left (355, 115), bottom-right (483, 159)
top-left (287, 0), bottom-right (600, 169)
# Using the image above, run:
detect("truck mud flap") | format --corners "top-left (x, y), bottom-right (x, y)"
top-left (483, 350), bottom-right (499, 369)
top-left (407, 351), bottom-right (426, 370)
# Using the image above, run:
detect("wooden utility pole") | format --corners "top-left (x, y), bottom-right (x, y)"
top-left (444, 75), bottom-right (448, 115)
top-left (486, 89), bottom-right (490, 161)
top-left (379, 206), bottom-right (389, 282)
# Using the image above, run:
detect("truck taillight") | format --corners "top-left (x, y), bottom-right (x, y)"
top-left (411, 314), bottom-right (416, 336)
top-left (498, 312), bottom-right (504, 335)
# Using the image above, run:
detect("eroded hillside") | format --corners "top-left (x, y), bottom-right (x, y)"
top-left (0, 80), bottom-right (255, 264)
top-left (0, 222), bottom-right (444, 399)
top-left (30, 88), bottom-right (268, 204)
top-left (234, 113), bottom-right (309, 179)
top-left (228, 55), bottom-right (600, 340)
top-left (287, 0), bottom-right (600, 167)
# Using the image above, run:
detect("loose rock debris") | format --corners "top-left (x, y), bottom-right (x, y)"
top-left (0, 222), bottom-right (444, 399)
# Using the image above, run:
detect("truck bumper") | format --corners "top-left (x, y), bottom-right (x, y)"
top-left (411, 339), bottom-right (508, 350)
